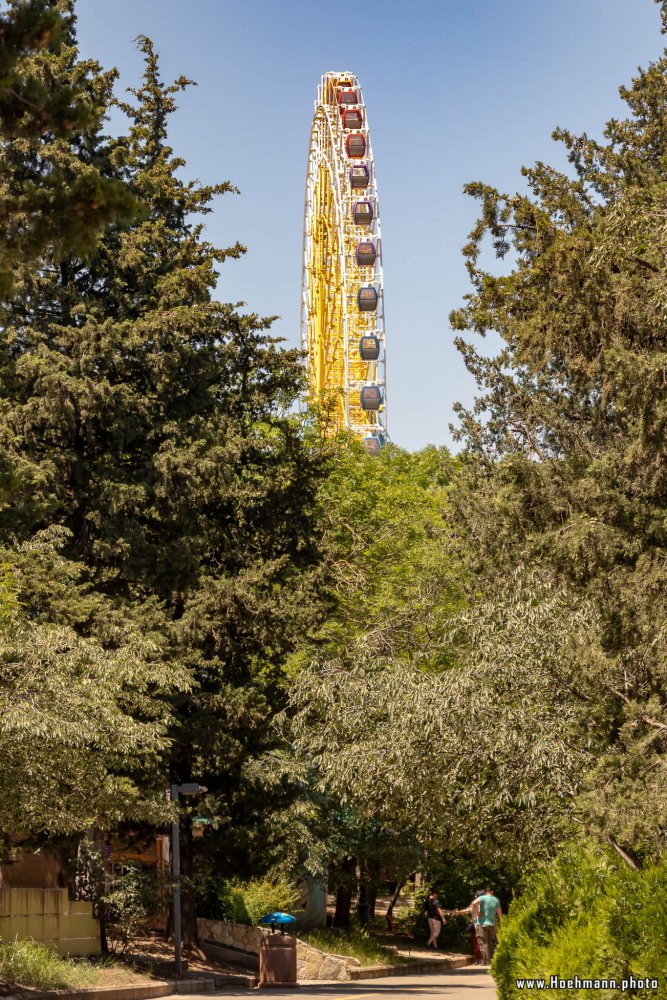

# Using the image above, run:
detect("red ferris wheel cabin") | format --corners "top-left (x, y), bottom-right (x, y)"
top-left (337, 87), bottom-right (358, 106)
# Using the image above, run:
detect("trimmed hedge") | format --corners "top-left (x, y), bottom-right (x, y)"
top-left (493, 842), bottom-right (667, 999)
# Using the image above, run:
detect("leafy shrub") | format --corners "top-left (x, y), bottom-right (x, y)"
top-left (196, 872), bottom-right (300, 926)
top-left (104, 863), bottom-right (159, 954)
top-left (0, 936), bottom-right (100, 990)
top-left (493, 842), bottom-right (667, 999)
top-left (392, 893), bottom-right (428, 939)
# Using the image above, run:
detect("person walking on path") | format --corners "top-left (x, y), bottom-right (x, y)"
top-left (477, 885), bottom-right (502, 964)
top-left (424, 887), bottom-right (447, 949)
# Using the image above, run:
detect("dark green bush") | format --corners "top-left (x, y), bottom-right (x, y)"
top-left (493, 842), bottom-right (667, 999)
top-left (104, 863), bottom-right (159, 954)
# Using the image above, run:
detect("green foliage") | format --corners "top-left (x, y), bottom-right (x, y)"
top-left (0, 22), bottom-right (327, 882)
top-left (494, 843), bottom-right (667, 999)
top-left (269, 445), bottom-right (466, 893)
top-left (0, 564), bottom-right (18, 628)
top-left (288, 571), bottom-right (595, 870)
top-left (104, 863), bottom-right (159, 955)
top-left (308, 443), bottom-right (463, 662)
top-left (427, 855), bottom-right (512, 914)
top-left (196, 872), bottom-right (300, 926)
top-left (0, 589), bottom-right (180, 834)
top-left (71, 843), bottom-right (158, 956)
top-left (391, 887), bottom-right (430, 941)
top-left (0, 0), bottom-right (137, 295)
top-left (656, 0), bottom-right (667, 33)
top-left (0, 936), bottom-right (101, 990)
top-left (448, 18), bottom-right (667, 858)
top-left (0, 0), bottom-right (84, 136)
top-left (237, 875), bottom-right (301, 925)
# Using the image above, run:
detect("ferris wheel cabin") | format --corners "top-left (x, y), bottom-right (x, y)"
top-left (342, 108), bottom-right (364, 130)
top-left (360, 385), bottom-right (383, 411)
top-left (349, 165), bottom-right (369, 189)
top-left (358, 286), bottom-right (378, 311)
top-left (359, 335), bottom-right (380, 361)
top-left (356, 240), bottom-right (377, 267)
top-left (362, 433), bottom-right (385, 454)
top-left (353, 199), bottom-right (374, 226)
top-left (337, 87), bottom-right (358, 105)
top-left (361, 434), bottom-right (386, 455)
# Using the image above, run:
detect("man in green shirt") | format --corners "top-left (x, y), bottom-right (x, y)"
top-left (477, 885), bottom-right (502, 964)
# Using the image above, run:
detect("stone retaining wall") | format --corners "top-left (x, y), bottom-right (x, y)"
top-left (295, 938), bottom-right (352, 981)
top-left (195, 919), bottom-right (470, 982)
top-left (197, 918), bottom-right (262, 954)
top-left (196, 919), bottom-right (351, 981)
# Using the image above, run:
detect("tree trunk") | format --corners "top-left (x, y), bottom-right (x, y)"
top-left (333, 858), bottom-right (356, 929)
top-left (368, 882), bottom-right (377, 920)
top-left (72, 831), bottom-right (109, 955)
top-left (389, 879), bottom-right (406, 912)
top-left (367, 860), bottom-right (381, 919)
top-left (386, 878), bottom-right (407, 933)
top-left (91, 830), bottom-right (109, 956)
top-left (356, 879), bottom-right (370, 925)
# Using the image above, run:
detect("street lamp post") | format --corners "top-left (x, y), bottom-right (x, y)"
top-left (170, 782), bottom-right (207, 976)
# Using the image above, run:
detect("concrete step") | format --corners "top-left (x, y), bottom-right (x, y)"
top-left (28, 975), bottom-right (258, 999)
top-left (349, 957), bottom-right (470, 980)
top-left (29, 983), bottom-right (175, 1000)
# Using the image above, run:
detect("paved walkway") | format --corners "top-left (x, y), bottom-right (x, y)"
top-left (173, 967), bottom-right (497, 1000)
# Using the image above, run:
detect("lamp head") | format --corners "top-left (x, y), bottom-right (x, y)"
top-left (176, 783), bottom-right (208, 796)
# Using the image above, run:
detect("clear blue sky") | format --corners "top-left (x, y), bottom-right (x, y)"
top-left (76, 0), bottom-right (663, 452)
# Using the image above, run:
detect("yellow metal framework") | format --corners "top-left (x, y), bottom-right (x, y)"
top-left (301, 72), bottom-right (386, 440)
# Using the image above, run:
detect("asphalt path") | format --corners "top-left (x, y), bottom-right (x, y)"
top-left (173, 967), bottom-right (497, 1000)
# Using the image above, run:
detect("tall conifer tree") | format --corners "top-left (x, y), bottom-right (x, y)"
top-left (0, 0), bottom-right (136, 294)
top-left (0, 2), bottom-right (162, 840)
top-left (0, 34), bottom-right (326, 937)
top-left (449, 14), bottom-right (667, 858)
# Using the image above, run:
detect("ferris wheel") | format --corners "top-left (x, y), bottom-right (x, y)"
top-left (301, 71), bottom-right (386, 452)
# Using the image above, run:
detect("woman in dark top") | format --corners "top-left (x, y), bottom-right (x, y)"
top-left (424, 888), bottom-right (446, 948)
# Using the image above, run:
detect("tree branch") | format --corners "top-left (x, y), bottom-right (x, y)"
top-left (607, 835), bottom-right (640, 871)
top-left (624, 255), bottom-right (660, 274)
top-left (508, 420), bottom-right (547, 462)
top-left (610, 687), bottom-right (667, 730)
